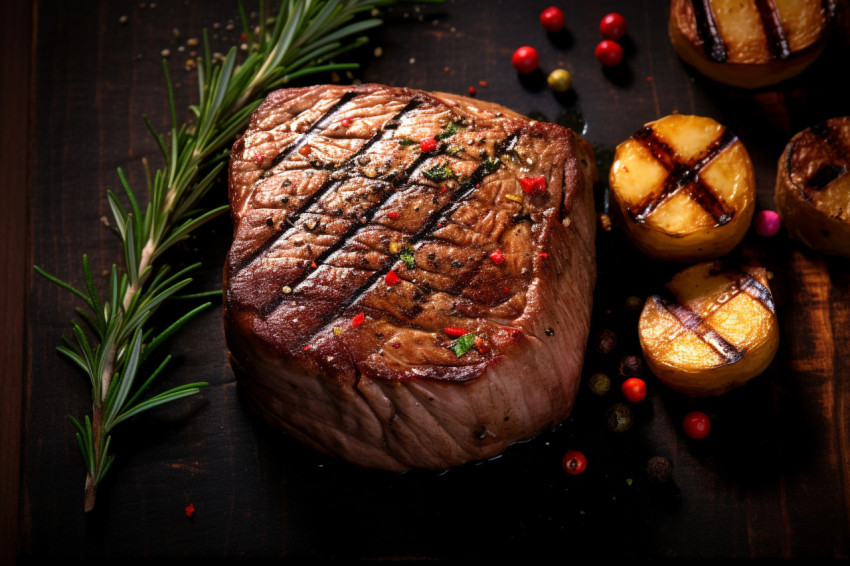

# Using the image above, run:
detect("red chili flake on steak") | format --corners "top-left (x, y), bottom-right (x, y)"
top-left (351, 312), bottom-right (365, 327)
top-left (444, 327), bottom-right (469, 337)
top-left (420, 136), bottom-right (437, 153)
top-left (489, 249), bottom-right (505, 264)
top-left (299, 145), bottom-right (312, 156)
top-left (185, 504), bottom-right (195, 518)
top-left (538, 252), bottom-right (549, 258)
top-left (387, 211), bottom-right (400, 219)
top-left (519, 176), bottom-right (547, 195)
top-left (255, 154), bottom-right (265, 164)
top-left (385, 270), bottom-right (402, 286)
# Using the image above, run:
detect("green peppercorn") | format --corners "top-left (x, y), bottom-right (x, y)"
top-left (547, 68), bottom-right (573, 92)
top-left (605, 402), bottom-right (634, 433)
top-left (645, 456), bottom-right (673, 483)
top-left (588, 372), bottom-right (611, 396)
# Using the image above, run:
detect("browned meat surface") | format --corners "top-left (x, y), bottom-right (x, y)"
top-left (224, 83), bottom-right (597, 471)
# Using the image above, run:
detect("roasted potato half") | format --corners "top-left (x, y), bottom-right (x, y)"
top-left (638, 261), bottom-right (779, 397)
top-left (669, 0), bottom-right (835, 89)
top-left (609, 114), bottom-right (755, 262)
top-left (776, 116), bottom-right (850, 257)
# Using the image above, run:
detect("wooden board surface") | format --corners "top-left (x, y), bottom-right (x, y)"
top-left (12, 0), bottom-right (850, 561)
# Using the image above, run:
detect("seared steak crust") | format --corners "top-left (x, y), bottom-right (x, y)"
top-left (224, 84), bottom-right (597, 471)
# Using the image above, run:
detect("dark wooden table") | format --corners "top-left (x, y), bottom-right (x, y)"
top-left (6, 0), bottom-right (850, 561)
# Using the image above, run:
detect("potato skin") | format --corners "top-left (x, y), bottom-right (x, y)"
top-left (775, 117), bottom-right (850, 257)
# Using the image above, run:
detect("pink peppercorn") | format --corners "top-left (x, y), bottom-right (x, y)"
top-left (754, 210), bottom-right (781, 237)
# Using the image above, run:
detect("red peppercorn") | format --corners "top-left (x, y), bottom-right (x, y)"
top-left (599, 12), bottom-right (627, 40)
top-left (351, 312), bottom-right (365, 327)
top-left (255, 154), bottom-right (265, 164)
top-left (185, 503), bottom-right (195, 518)
top-left (341, 118), bottom-right (352, 128)
top-left (387, 211), bottom-right (400, 219)
top-left (595, 39), bottom-right (623, 66)
top-left (754, 210), bottom-right (781, 237)
top-left (540, 6), bottom-right (565, 32)
top-left (385, 270), bottom-right (402, 286)
top-left (683, 411), bottom-right (711, 439)
top-left (420, 136), bottom-right (438, 153)
top-left (621, 377), bottom-right (647, 402)
top-left (561, 450), bottom-right (587, 475)
top-left (468, 86), bottom-right (477, 96)
top-left (489, 249), bottom-right (505, 264)
top-left (444, 327), bottom-right (469, 337)
top-left (299, 145), bottom-right (312, 156)
top-left (512, 46), bottom-right (539, 74)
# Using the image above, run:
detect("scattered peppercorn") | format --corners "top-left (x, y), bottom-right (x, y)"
top-left (489, 249), bottom-right (505, 264)
top-left (599, 12), bottom-right (627, 40)
top-left (561, 450), bottom-right (587, 475)
top-left (621, 377), bottom-right (647, 403)
top-left (588, 372), bottom-right (611, 396)
top-left (595, 328), bottom-right (617, 355)
top-left (540, 6), bottom-right (566, 32)
top-left (545, 327), bottom-right (555, 336)
top-left (754, 209), bottom-right (781, 237)
top-left (547, 68), bottom-right (573, 92)
top-left (185, 503), bottom-right (195, 517)
top-left (595, 39), bottom-right (624, 66)
top-left (682, 411), bottom-right (711, 439)
top-left (468, 86), bottom-right (477, 96)
top-left (605, 402), bottom-right (634, 433)
top-left (619, 355), bottom-right (644, 378)
top-left (512, 45), bottom-right (539, 74)
top-left (645, 456), bottom-right (673, 483)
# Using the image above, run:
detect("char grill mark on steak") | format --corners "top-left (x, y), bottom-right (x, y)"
top-left (274, 131), bottom-right (521, 347)
top-left (233, 95), bottom-right (423, 273)
top-left (264, 91), bottom-right (359, 172)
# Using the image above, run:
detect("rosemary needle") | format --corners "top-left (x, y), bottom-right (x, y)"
top-left (35, 0), bottom-right (437, 513)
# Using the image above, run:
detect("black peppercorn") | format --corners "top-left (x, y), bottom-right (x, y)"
top-left (645, 456), bottom-right (673, 483)
top-left (605, 402), bottom-right (633, 433)
top-left (595, 329), bottom-right (617, 355)
top-left (619, 355), bottom-right (644, 378)
top-left (588, 373), bottom-right (611, 396)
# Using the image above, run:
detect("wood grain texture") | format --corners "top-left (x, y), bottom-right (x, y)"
top-left (1, 0), bottom-right (33, 564)
top-left (15, 0), bottom-right (850, 560)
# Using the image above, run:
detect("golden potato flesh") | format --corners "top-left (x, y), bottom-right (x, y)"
top-left (669, 0), bottom-right (834, 88)
top-left (638, 261), bottom-right (779, 397)
top-left (776, 116), bottom-right (850, 257)
top-left (609, 114), bottom-right (755, 262)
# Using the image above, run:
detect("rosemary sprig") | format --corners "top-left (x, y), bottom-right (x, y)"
top-left (35, 0), bottom-right (433, 513)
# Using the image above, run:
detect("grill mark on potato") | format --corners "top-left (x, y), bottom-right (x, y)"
top-left (754, 0), bottom-right (792, 60)
top-left (656, 293), bottom-right (744, 365)
top-left (233, 97), bottom-right (422, 273)
top-left (630, 126), bottom-right (737, 226)
top-left (709, 262), bottom-right (777, 314)
top-left (691, 0), bottom-right (727, 62)
top-left (275, 132), bottom-right (521, 343)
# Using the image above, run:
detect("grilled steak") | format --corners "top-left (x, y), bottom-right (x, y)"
top-left (224, 83), bottom-right (597, 471)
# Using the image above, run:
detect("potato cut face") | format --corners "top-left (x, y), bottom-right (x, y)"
top-left (690, 0), bottom-right (831, 64)
top-left (610, 114), bottom-right (754, 234)
top-left (639, 261), bottom-right (778, 397)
